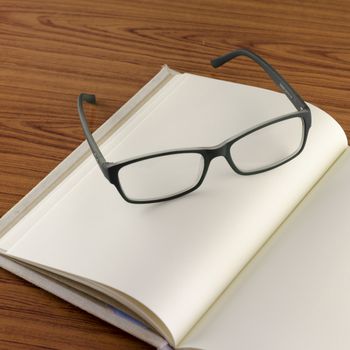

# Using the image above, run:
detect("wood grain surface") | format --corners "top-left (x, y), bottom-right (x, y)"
top-left (1, 0), bottom-right (350, 349)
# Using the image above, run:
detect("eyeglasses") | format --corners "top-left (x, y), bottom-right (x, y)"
top-left (77, 49), bottom-right (311, 204)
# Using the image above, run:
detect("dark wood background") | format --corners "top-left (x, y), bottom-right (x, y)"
top-left (1, 1), bottom-right (350, 349)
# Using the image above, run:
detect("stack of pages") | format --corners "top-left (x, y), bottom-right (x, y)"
top-left (1, 65), bottom-right (350, 350)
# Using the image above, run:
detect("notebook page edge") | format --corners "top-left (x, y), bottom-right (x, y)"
top-left (0, 65), bottom-right (180, 249)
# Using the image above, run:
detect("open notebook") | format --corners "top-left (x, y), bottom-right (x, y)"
top-left (1, 65), bottom-right (350, 350)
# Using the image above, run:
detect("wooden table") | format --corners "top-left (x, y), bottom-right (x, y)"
top-left (1, 1), bottom-right (349, 349)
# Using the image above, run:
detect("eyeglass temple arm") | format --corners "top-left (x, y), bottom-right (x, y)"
top-left (211, 49), bottom-right (309, 112)
top-left (77, 93), bottom-right (110, 180)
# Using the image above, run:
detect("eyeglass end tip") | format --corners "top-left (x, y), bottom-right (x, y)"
top-left (83, 93), bottom-right (96, 105)
top-left (210, 58), bottom-right (221, 68)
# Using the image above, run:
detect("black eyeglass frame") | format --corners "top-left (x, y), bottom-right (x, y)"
top-left (77, 49), bottom-right (312, 204)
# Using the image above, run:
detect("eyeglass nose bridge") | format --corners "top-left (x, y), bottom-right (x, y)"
top-left (205, 143), bottom-right (231, 162)
top-left (202, 140), bottom-right (241, 176)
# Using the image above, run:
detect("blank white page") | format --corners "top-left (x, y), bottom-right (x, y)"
top-left (3, 72), bottom-right (347, 346)
top-left (180, 147), bottom-right (350, 350)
